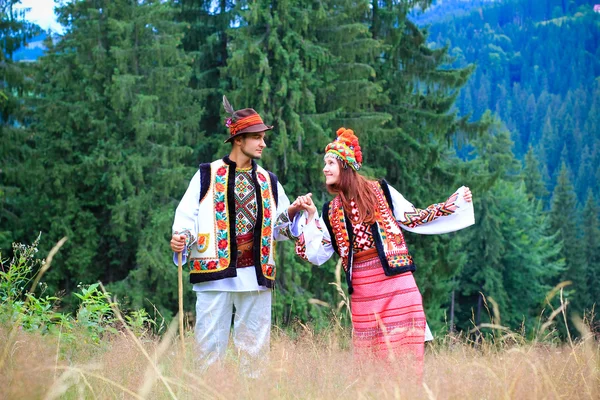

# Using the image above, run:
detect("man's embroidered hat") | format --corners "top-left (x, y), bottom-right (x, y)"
top-left (222, 96), bottom-right (273, 143)
top-left (324, 127), bottom-right (363, 171)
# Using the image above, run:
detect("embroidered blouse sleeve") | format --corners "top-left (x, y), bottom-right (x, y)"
top-left (295, 214), bottom-right (335, 266)
top-left (172, 170), bottom-right (201, 265)
top-left (389, 184), bottom-right (475, 235)
top-left (273, 181), bottom-right (296, 241)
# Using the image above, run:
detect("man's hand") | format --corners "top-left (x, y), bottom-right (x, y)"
top-left (170, 234), bottom-right (186, 253)
top-left (287, 201), bottom-right (301, 220)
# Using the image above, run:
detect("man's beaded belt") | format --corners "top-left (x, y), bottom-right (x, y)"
top-left (236, 232), bottom-right (254, 268)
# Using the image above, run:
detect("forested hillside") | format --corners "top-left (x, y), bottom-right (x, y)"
top-left (424, 0), bottom-right (600, 203)
top-left (419, 0), bottom-right (600, 332)
top-left (2, 0), bottom-right (599, 337)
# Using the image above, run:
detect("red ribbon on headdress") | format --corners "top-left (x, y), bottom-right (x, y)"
top-left (228, 114), bottom-right (264, 136)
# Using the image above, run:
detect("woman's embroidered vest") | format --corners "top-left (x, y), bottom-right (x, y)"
top-left (323, 180), bottom-right (415, 293)
top-left (188, 158), bottom-right (278, 288)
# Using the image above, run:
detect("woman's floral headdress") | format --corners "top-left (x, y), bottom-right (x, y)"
top-left (324, 127), bottom-right (363, 171)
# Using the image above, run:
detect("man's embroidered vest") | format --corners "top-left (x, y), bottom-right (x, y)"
top-left (188, 158), bottom-right (278, 288)
top-left (322, 180), bottom-right (415, 294)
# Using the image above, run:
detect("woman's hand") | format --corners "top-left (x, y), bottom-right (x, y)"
top-left (290, 193), bottom-right (317, 222)
top-left (463, 187), bottom-right (472, 202)
top-left (288, 195), bottom-right (308, 220)
top-left (444, 187), bottom-right (472, 212)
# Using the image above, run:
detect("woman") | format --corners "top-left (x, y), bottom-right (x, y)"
top-left (293, 127), bottom-right (474, 373)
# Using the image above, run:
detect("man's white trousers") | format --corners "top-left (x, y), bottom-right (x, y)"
top-left (194, 290), bottom-right (271, 370)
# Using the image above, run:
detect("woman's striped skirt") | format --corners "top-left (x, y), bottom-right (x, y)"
top-left (351, 248), bottom-right (426, 371)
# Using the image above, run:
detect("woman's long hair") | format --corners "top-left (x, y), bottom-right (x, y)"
top-left (326, 159), bottom-right (378, 225)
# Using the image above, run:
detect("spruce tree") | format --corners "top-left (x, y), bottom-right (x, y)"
top-left (455, 123), bottom-right (516, 330)
top-left (523, 146), bottom-right (549, 202)
top-left (582, 191), bottom-right (600, 309)
top-left (178, 0), bottom-right (232, 162)
top-left (549, 163), bottom-right (590, 317)
top-left (29, 0), bottom-right (202, 316)
top-left (576, 146), bottom-right (596, 203)
top-left (455, 119), bottom-right (563, 333)
top-left (0, 1), bottom-right (40, 248)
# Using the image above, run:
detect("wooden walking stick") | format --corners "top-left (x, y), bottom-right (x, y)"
top-left (177, 251), bottom-right (185, 357)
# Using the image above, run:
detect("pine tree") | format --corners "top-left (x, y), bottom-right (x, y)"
top-left (500, 180), bottom-right (563, 329)
top-left (178, 0), bottom-right (232, 162)
top-left (582, 191), bottom-right (600, 309)
top-left (549, 163), bottom-right (590, 317)
top-left (523, 146), bottom-right (549, 202)
top-left (28, 0), bottom-right (202, 315)
top-left (576, 146), bottom-right (596, 203)
top-left (455, 122), bottom-right (514, 329)
top-left (522, 93), bottom-right (536, 154)
top-left (0, 1), bottom-right (41, 248)
top-left (317, 0), bottom-right (390, 132)
top-left (456, 122), bottom-right (562, 333)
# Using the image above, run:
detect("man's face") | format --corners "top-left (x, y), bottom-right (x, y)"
top-left (239, 132), bottom-right (267, 159)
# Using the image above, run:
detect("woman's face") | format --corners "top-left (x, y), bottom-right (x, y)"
top-left (323, 156), bottom-right (340, 185)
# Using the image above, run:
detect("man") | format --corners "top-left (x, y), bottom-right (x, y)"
top-left (170, 96), bottom-right (301, 373)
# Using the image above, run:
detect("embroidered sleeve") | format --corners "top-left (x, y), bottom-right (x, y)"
top-left (401, 194), bottom-right (458, 228)
top-left (295, 233), bottom-right (309, 261)
top-left (295, 216), bottom-right (334, 266)
top-left (391, 185), bottom-right (476, 235)
top-left (274, 209), bottom-right (297, 241)
top-left (390, 186), bottom-right (459, 228)
top-left (273, 182), bottom-right (299, 241)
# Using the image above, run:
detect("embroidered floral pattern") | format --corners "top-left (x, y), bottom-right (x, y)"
top-left (372, 182), bottom-right (406, 248)
top-left (386, 253), bottom-right (414, 268)
top-left (196, 233), bottom-right (210, 253)
top-left (258, 172), bottom-right (276, 279)
top-left (329, 196), bottom-right (351, 272)
top-left (189, 162), bottom-right (280, 280)
top-left (192, 165), bottom-right (229, 271)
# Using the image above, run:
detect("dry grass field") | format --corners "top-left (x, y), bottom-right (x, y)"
top-left (2, 319), bottom-right (599, 400)
top-left (2, 241), bottom-right (599, 399)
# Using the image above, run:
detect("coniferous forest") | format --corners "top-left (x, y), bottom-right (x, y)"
top-left (2, 0), bottom-right (600, 338)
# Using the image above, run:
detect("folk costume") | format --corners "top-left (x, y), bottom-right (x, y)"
top-left (295, 128), bottom-right (474, 371)
top-left (172, 97), bottom-right (296, 370)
